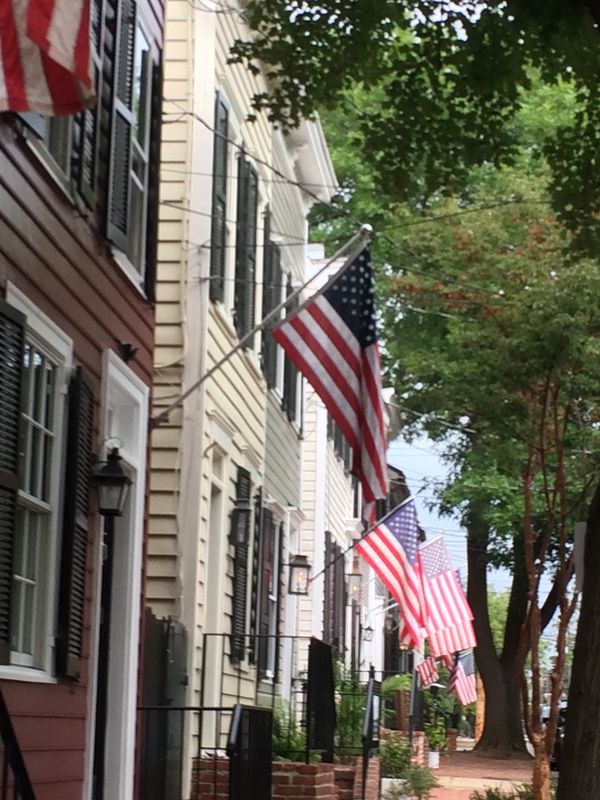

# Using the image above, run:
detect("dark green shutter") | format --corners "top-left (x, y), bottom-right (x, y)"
top-left (261, 211), bottom-right (281, 389)
top-left (273, 521), bottom-right (284, 683)
top-left (231, 466), bottom-right (251, 663)
top-left (210, 94), bottom-right (229, 303)
top-left (144, 57), bottom-right (163, 301)
top-left (71, 3), bottom-right (102, 205)
top-left (282, 278), bottom-right (298, 421)
top-left (257, 508), bottom-right (274, 679)
top-left (56, 367), bottom-right (95, 680)
top-left (0, 301), bottom-right (26, 664)
top-left (107, 0), bottom-right (136, 251)
top-left (248, 487), bottom-right (262, 665)
top-left (234, 157), bottom-right (258, 343)
top-left (323, 531), bottom-right (333, 646)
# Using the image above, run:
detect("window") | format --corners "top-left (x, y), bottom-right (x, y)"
top-left (107, 1), bottom-right (158, 278)
top-left (21, 0), bottom-right (102, 199)
top-left (0, 287), bottom-right (74, 675)
top-left (17, 0), bottom-right (161, 293)
top-left (256, 509), bottom-right (282, 680)
top-left (261, 210), bottom-right (282, 389)
top-left (234, 156), bottom-right (258, 342)
top-left (327, 414), bottom-right (352, 471)
top-left (210, 94), bottom-right (229, 303)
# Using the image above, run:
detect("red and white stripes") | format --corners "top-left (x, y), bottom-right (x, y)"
top-left (0, 0), bottom-right (95, 115)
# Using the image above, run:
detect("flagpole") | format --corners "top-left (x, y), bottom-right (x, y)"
top-left (151, 225), bottom-right (373, 428)
top-left (307, 495), bottom-right (415, 586)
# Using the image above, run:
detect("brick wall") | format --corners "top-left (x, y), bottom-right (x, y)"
top-left (192, 758), bottom-right (229, 800)
top-left (352, 757), bottom-right (380, 800)
top-left (192, 758), bottom-right (353, 800)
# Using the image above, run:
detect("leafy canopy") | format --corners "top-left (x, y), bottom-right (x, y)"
top-left (232, 1), bottom-right (600, 252)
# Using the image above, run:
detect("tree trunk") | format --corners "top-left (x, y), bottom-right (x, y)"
top-left (467, 511), bottom-right (528, 754)
top-left (532, 739), bottom-right (552, 800)
top-left (556, 482), bottom-right (600, 800)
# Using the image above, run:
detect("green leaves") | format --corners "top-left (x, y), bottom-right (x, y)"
top-left (235, 0), bottom-right (600, 252)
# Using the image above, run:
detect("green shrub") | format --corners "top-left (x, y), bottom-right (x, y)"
top-left (380, 731), bottom-right (413, 778)
top-left (272, 698), bottom-right (306, 760)
top-left (470, 786), bottom-right (535, 800)
top-left (381, 674), bottom-right (412, 700)
top-left (383, 765), bottom-right (439, 800)
top-left (424, 722), bottom-right (447, 752)
top-left (406, 764), bottom-right (439, 800)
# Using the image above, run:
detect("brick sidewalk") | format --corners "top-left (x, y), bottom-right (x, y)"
top-left (429, 750), bottom-right (533, 800)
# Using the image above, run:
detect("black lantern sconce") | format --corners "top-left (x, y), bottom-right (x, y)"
top-left (362, 624), bottom-right (374, 642)
top-left (229, 497), bottom-right (252, 546)
top-left (348, 561), bottom-right (362, 601)
top-left (91, 448), bottom-right (132, 517)
top-left (288, 554), bottom-right (311, 595)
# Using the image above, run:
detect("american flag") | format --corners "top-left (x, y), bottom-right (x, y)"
top-left (447, 650), bottom-right (477, 705)
top-left (0, 0), bottom-right (95, 115)
top-left (356, 500), bottom-right (422, 648)
top-left (419, 536), bottom-right (476, 658)
top-left (273, 247), bottom-right (388, 504)
top-left (416, 656), bottom-right (438, 688)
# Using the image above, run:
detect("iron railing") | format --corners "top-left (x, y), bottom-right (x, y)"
top-left (0, 690), bottom-right (36, 800)
top-left (138, 703), bottom-right (274, 800)
top-left (361, 668), bottom-right (381, 800)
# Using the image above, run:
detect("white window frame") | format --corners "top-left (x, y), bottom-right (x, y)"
top-left (0, 283), bottom-right (73, 682)
top-left (110, 8), bottom-right (158, 294)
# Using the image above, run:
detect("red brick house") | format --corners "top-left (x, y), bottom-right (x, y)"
top-left (0, 1), bottom-right (163, 798)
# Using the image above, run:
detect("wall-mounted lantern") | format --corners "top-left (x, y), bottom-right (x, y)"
top-left (288, 554), bottom-right (311, 595)
top-left (91, 448), bottom-right (132, 517)
top-left (229, 497), bottom-right (252, 546)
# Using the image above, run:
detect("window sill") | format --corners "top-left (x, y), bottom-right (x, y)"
top-left (0, 665), bottom-right (57, 684)
top-left (111, 247), bottom-right (148, 299)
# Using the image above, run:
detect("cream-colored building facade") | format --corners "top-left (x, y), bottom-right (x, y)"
top-left (148, 0), bottom-right (337, 732)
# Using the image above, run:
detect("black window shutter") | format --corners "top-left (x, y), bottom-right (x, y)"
top-left (0, 301), bottom-right (26, 664)
top-left (234, 157), bottom-right (258, 344)
top-left (231, 466), bottom-right (251, 663)
top-left (107, 0), bottom-right (136, 252)
top-left (323, 531), bottom-right (333, 645)
top-left (56, 367), bottom-right (94, 680)
top-left (282, 278), bottom-right (298, 421)
top-left (144, 57), bottom-right (163, 301)
top-left (72, 2), bottom-right (103, 206)
top-left (257, 508), bottom-right (274, 679)
top-left (261, 212), bottom-right (281, 389)
top-left (210, 94), bottom-right (229, 303)
top-left (333, 547), bottom-right (346, 657)
top-left (273, 520), bottom-right (284, 683)
top-left (248, 487), bottom-right (262, 665)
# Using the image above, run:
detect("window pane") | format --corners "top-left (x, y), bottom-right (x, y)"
top-left (32, 350), bottom-right (44, 422)
top-left (41, 433), bottom-right (53, 503)
top-left (44, 362), bottom-right (55, 429)
top-left (133, 29), bottom-right (150, 149)
top-left (28, 426), bottom-right (41, 497)
top-left (46, 118), bottom-right (71, 175)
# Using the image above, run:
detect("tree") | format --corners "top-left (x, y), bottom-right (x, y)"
top-left (232, 1), bottom-right (600, 253)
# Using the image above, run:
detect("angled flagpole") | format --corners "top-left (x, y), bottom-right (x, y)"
top-left (151, 225), bottom-right (373, 428)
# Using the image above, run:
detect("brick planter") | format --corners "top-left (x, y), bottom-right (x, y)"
top-left (191, 755), bottom-right (382, 800)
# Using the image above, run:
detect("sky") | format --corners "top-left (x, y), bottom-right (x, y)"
top-left (387, 433), bottom-right (469, 573)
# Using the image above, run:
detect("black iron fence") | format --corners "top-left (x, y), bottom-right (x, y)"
top-left (0, 690), bottom-right (36, 800)
top-left (138, 703), bottom-right (272, 800)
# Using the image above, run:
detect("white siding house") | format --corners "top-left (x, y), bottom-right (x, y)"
top-left (148, 0), bottom-right (337, 745)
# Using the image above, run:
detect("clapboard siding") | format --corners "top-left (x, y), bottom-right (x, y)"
top-left (0, 0), bottom-right (163, 795)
